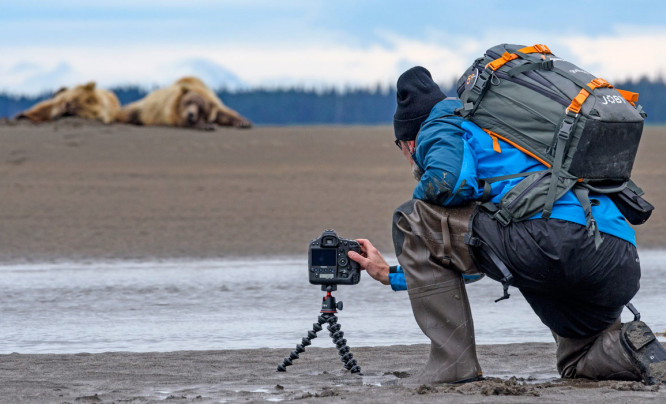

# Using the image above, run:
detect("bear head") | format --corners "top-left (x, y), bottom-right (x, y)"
top-left (178, 90), bottom-right (215, 130)
top-left (17, 82), bottom-right (119, 124)
top-left (53, 82), bottom-right (107, 121)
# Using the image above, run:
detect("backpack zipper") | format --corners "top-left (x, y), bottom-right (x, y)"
top-left (484, 49), bottom-right (569, 106)
top-left (493, 71), bottom-right (569, 106)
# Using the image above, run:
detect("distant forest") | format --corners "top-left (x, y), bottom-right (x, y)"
top-left (1, 78), bottom-right (665, 125)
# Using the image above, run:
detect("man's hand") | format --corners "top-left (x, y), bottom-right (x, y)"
top-left (348, 239), bottom-right (390, 285)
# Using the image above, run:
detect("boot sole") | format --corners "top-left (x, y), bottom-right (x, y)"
top-left (621, 321), bottom-right (666, 385)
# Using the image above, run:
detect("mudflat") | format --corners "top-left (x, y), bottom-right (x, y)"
top-left (0, 119), bottom-right (664, 403)
top-left (1, 119), bottom-right (665, 261)
top-left (0, 119), bottom-right (410, 261)
top-left (2, 344), bottom-right (664, 403)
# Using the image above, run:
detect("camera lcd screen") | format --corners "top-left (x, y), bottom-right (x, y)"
top-left (311, 249), bottom-right (337, 267)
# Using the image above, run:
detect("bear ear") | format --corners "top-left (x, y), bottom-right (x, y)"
top-left (83, 82), bottom-right (96, 91)
top-left (54, 86), bottom-right (68, 96)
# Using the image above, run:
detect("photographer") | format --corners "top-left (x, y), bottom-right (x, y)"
top-left (348, 66), bottom-right (666, 385)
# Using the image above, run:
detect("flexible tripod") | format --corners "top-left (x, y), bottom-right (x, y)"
top-left (277, 285), bottom-right (361, 374)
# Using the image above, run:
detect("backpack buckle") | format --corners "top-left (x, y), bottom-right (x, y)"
top-left (486, 52), bottom-right (519, 71)
top-left (464, 234), bottom-right (482, 248)
top-left (558, 123), bottom-right (573, 140)
top-left (558, 114), bottom-right (577, 140)
top-left (471, 70), bottom-right (491, 95)
top-left (541, 60), bottom-right (554, 70)
top-left (590, 77), bottom-right (610, 89)
top-left (501, 52), bottom-right (516, 61)
top-left (562, 108), bottom-right (579, 121)
top-left (532, 44), bottom-right (551, 54)
top-left (493, 209), bottom-right (512, 226)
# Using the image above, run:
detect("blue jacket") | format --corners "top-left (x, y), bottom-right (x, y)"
top-left (389, 98), bottom-right (635, 291)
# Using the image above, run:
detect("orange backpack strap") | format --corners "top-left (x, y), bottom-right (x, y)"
top-left (486, 44), bottom-right (551, 71)
top-left (616, 89), bottom-right (639, 106)
top-left (517, 44), bottom-right (551, 55)
top-left (567, 78), bottom-right (613, 114)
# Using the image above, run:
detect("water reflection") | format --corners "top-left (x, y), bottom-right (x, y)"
top-left (1, 251), bottom-right (664, 354)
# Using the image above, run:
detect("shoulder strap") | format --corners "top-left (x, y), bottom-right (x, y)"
top-left (543, 111), bottom-right (578, 218)
top-left (478, 170), bottom-right (549, 202)
top-left (572, 185), bottom-right (604, 249)
top-left (464, 234), bottom-right (513, 302)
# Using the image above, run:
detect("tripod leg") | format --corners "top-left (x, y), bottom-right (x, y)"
top-left (326, 314), bottom-right (362, 374)
top-left (277, 315), bottom-right (327, 372)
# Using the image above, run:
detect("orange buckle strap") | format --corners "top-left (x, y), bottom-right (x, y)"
top-left (518, 44), bottom-right (551, 54)
top-left (566, 77), bottom-right (612, 114)
top-left (617, 89), bottom-right (639, 106)
top-left (567, 89), bottom-right (590, 114)
top-left (486, 52), bottom-right (519, 71)
top-left (589, 77), bottom-right (612, 90)
top-left (486, 44), bottom-right (551, 71)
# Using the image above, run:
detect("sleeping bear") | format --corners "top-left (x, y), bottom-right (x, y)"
top-left (116, 76), bottom-right (252, 130)
top-left (16, 82), bottom-right (121, 124)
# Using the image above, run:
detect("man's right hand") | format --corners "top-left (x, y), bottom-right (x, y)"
top-left (348, 239), bottom-right (390, 285)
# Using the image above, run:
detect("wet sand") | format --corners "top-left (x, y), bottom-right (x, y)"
top-left (1, 119), bottom-right (665, 261)
top-left (1, 344), bottom-right (664, 403)
top-left (0, 119), bottom-right (664, 402)
top-left (0, 119), bottom-right (409, 261)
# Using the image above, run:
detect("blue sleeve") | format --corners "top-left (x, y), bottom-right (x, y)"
top-left (388, 265), bottom-right (407, 291)
top-left (389, 265), bottom-right (483, 289)
top-left (412, 116), bottom-right (480, 206)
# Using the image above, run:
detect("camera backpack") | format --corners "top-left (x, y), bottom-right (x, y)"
top-left (456, 43), bottom-right (652, 245)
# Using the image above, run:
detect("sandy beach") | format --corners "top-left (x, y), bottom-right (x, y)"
top-left (1, 119), bottom-right (665, 260)
top-left (2, 344), bottom-right (664, 403)
top-left (0, 119), bottom-right (664, 403)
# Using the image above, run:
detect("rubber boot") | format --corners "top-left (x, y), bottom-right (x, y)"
top-left (554, 319), bottom-right (641, 381)
top-left (620, 321), bottom-right (666, 385)
top-left (393, 200), bottom-right (483, 384)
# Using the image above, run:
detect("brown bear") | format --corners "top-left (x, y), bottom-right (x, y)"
top-left (116, 76), bottom-right (252, 130)
top-left (16, 82), bottom-right (120, 124)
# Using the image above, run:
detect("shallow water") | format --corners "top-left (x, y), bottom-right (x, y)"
top-left (1, 251), bottom-right (664, 354)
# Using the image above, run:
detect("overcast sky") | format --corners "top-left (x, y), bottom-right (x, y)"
top-left (2, 0), bottom-right (665, 94)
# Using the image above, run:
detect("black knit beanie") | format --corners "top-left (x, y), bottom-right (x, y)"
top-left (393, 66), bottom-right (446, 141)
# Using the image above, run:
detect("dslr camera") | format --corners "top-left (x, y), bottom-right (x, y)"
top-left (308, 229), bottom-right (361, 287)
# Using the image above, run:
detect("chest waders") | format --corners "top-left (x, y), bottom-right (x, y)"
top-left (392, 199), bottom-right (483, 384)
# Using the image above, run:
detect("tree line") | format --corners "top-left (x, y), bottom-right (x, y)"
top-left (1, 78), bottom-right (664, 125)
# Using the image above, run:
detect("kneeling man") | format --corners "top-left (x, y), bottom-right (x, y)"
top-left (349, 66), bottom-right (666, 385)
